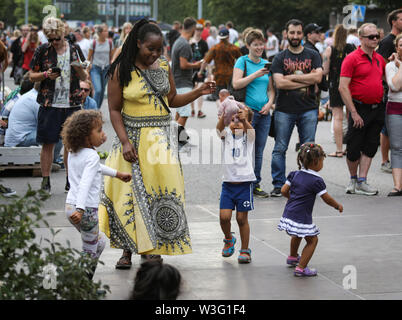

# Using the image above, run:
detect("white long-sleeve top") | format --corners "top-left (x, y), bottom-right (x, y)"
top-left (66, 148), bottom-right (117, 210)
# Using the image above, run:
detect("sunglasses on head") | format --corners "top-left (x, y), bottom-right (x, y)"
top-left (48, 37), bottom-right (61, 42)
top-left (80, 88), bottom-right (90, 92)
top-left (362, 34), bottom-right (380, 40)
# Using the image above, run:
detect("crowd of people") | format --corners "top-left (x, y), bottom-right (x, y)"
top-left (0, 7), bottom-right (401, 298)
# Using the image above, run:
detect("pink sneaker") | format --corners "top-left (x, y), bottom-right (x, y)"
top-left (294, 266), bottom-right (317, 277)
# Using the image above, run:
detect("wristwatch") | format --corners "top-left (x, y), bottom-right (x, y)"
top-left (76, 208), bottom-right (85, 214)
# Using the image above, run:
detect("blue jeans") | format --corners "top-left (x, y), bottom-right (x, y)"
top-left (90, 65), bottom-right (109, 109)
top-left (252, 111), bottom-right (271, 186)
top-left (17, 131), bottom-right (38, 147)
top-left (271, 109), bottom-right (318, 188)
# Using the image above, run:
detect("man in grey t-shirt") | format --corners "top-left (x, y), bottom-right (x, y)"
top-left (171, 17), bottom-right (203, 145)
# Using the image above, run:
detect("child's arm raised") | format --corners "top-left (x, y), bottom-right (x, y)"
top-left (321, 193), bottom-right (343, 213)
top-left (216, 115), bottom-right (226, 138)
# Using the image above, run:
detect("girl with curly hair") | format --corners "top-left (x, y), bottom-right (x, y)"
top-left (278, 143), bottom-right (343, 277)
top-left (61, 109), bottom-right (132, 280)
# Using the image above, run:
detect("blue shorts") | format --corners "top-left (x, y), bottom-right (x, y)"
top-left (220, 182), bottom-right (254, 212)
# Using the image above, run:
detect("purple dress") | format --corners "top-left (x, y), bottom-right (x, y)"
top-left (278, 169), bottom-right (327, 237)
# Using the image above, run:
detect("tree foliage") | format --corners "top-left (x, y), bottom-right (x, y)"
top-left (154, 0), bottom-right (398, 33)
top-left (14, 0), bottom-right (53, 27)
top-left (0, 186), bottom-right (110, 299)
top-left (70, 0), bottom-right (98, 22)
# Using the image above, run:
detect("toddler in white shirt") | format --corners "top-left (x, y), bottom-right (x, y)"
top-left (61, 110), bottom-right (131, 280)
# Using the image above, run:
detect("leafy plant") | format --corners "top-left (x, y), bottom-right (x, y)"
top-left (0, 186), bottom-right (110, 300)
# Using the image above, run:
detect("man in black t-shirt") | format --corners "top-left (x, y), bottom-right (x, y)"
top-left (376, 8), bottom-right (402, 173)
top-left (270, 19), bottom-right (323, 197)
top-left (377, 9), bottom-right (402, 62)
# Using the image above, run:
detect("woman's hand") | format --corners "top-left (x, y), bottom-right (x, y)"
top-left (198, 80), bottom-right (216, 95)
top-left (259, 103), bottom-right (271, 115)
top-left (116, 171), bottom-right (132, 182)
top-left (254, 67), bottom-right (270, 79)
top-left (47, 68), bottom-right (60, 80)
top-left (122, 141), bottom-right (138, 163)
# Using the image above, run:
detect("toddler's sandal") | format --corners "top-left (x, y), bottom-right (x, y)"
top-left (222, 235), bottom-right (236, 257)
top-left (294, 266), bottom-right (317, 277)
top-left (238, 249), bottom-right (251, 264)
top-left (286, 255), bottom-right (300, 267)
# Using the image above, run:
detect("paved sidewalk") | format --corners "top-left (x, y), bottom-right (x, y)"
top-left (2, 71), bottom-right (401, 300)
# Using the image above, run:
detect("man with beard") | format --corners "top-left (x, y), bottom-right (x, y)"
top-left (269, 19), bottom-right (323, 197)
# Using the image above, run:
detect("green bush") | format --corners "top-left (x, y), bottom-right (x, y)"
top-left (0, 186), bottom-right (110, 299)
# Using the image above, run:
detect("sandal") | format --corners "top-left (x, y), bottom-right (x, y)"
top-left (115, 250), bottom-right (132, 269)
top-left (238, 249), bottom-right (252, 264)
top-left (294, 266), bottom-right (317, 277)
top-left (328, 151), bottom-right (343, 158)
top-left (388, 188), bottom-right (402, 197)
top-left (286, 255), bottom-right (300, 267)
top-left (222, 235), bottom-right (236, 257)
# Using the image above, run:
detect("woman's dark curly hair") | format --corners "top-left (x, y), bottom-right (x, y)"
top-left (61, 109), bottom-right (103, 153)
top-left (297, 142), bottom-right (326, 170)
top-left (130, 260), bottom-right (181, 300)
top-left (108, 18), bottom-right (163, 88)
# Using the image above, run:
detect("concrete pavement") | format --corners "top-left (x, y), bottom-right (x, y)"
top-left (2, 70), bottom-right (402, 301)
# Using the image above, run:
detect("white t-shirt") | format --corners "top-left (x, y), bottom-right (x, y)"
top-left (77, 38), bottom-right (91, 60)
top-left (266, 35), bottom-right (279, 58)
top-left (52, 46), bottom-right (70, 108)
top-left (347, 34), bottom-right (360, 47)
top-left (66, 148), bottom-right (117, 210)
top-left (386, 61), bottom-right (402, 103)
top-left (228, 28), bottom-right (239, 44)
top-left (207, 36), bottom-right (219, 49)
top-left (221, 128), bottom-right (256, 182)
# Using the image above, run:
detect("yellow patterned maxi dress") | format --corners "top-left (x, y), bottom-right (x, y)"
top-left (98, 57), bottom-right (192, 255)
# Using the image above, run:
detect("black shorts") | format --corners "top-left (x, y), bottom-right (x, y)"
top-left (345, 102), bottom-right (385, 161)
top-left (329, 87), bottom-right (344, 108)
top-left (37, 106), bottom-right (82, 144)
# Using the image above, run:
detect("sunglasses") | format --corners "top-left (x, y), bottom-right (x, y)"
top-left (48, 37), bottom-right (61, 42)
top-left (362, 34), bottom-right (380, 40)
top-left (80, 88), bottom-right (90, 92)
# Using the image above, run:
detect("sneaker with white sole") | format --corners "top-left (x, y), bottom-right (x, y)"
top-left (381, 161), bottom-right (392, 174)
top-left (355, 181), bottom-right (378, 196)
top-left (345, 178), bottom-right (357, 194)
top-left (0, 184), bottom-right (17, 197)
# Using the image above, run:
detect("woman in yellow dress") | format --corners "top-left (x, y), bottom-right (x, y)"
top-left (99, 19), bottom-right (215, 269)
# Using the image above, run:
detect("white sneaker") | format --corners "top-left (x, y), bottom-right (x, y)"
top-left (355, 181), bottom-right (378, 196)
top-left (346, 178), bottom-right (357, 194)
top-left (381, 161), bottom-right (392, 174)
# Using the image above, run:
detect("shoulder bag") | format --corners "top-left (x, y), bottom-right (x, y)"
top-left (229, 58), bottom-right (247, 102)
top-left (138, 69), bottom-right (171, 114)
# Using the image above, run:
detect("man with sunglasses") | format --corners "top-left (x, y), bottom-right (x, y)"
top-left (80, 80), bottom-right (97, 110)
top-left (339, 23), bottom-right (386, 196)
top-left (29, 17), bottom-right (87, 194)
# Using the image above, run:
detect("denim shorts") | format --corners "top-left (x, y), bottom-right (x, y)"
top-left (37, 106), bottom-right (81, 144)
top-left (175, 87), bottom-right (192, 117)
top-left (220, 181), bottom-right (254, 212)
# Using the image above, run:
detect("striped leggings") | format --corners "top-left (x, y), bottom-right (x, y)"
top-left (65, 204), bottom-right (106, 260)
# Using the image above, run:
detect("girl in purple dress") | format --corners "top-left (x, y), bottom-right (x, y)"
top-left (278, 143), bottom-right (343, 277)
